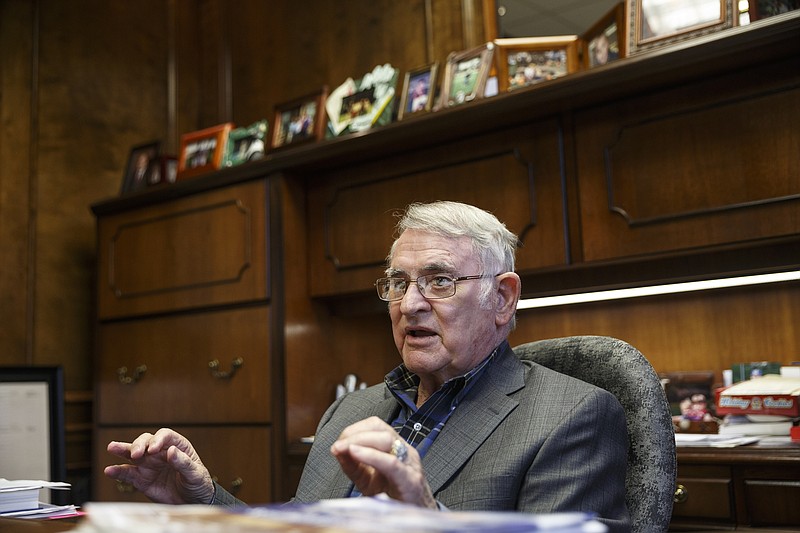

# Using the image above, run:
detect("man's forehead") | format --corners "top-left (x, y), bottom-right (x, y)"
top-left (389, 231), bottom-right (475, 272)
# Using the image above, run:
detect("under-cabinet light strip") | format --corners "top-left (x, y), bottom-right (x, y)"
top-left (516, 270), bottom-right (800, 310)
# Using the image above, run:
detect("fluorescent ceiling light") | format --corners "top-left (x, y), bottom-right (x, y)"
top-left (517, 270), bottom-right (800, 310)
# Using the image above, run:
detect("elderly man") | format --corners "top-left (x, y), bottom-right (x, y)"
top-left (105, 201), bottom-right (630, 531)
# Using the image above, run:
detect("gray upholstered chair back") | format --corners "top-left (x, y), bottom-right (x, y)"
top-left (513, 336), bottom-right (676, 533)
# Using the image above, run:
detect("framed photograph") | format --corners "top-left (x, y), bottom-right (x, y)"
top-left (177, 123), bottom-right (233, 180)
top-left (121, 140), bottom-right (160, 194)
top-left (270, 88), bottom-right (327, 151)
top-left (224, 120), bottom-right (268, 167)
top-left (439, 42), bottom-right (495, 108)
top-left (145, 155), bottom-right (178, 187)
top-left (398, 63), bottom-right (438, 120)
top-left (493, 36), bottom-right (580, 93)
top-left (628, 0), bottom-right (736, 55)
top-left (581, 3), bottom-right (626, 69)
top-left (0, 366), bottom-right (66, 503)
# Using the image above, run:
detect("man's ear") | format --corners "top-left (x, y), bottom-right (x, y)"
top-left (495, 272), bottom-right (521, 327)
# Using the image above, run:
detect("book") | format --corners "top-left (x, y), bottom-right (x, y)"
top-left (716, 375), bottom-right (800, 417)
top-left (718, 419), bottom-right (795, 436)
top-left (0, 479), bottom-right (70, 514)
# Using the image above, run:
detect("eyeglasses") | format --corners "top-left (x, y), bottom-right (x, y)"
top-left (375, 273), bottom-right (500, 302)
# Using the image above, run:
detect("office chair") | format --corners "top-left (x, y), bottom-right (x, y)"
top-left (513, 336), bottom-right (676, 533)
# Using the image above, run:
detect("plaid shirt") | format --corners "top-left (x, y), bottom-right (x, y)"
top-left (347, 342), bottom-right (502, 498)
top-left (385, 342), bottom-right (502, 458)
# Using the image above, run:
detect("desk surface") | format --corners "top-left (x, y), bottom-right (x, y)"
top-left (0, 518), bottom-right (79, 532)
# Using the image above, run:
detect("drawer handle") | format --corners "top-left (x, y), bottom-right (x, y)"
top-left (117, 365), bottom-right (147, 384)
top-left (208, 357), bottom-right (243, 379)
top-left (674, 483), bottom-right (688, 504)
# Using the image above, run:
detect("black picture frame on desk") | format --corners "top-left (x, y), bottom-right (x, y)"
top-left (0, 366), bottom-right (66, 503)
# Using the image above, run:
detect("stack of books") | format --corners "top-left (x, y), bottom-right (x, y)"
top-left (718, 414), bottom-right (797, 436)
top-left (0, 479), bottom-right (77, 519)
top-left (716, 374), bottom-right (800, 437)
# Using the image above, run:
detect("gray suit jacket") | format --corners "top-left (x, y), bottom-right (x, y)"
top-left (293, 342), bottom-right (631, 532)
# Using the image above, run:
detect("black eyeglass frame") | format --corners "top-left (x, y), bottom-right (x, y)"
top-left (374, 273), bottom-right (501, 302)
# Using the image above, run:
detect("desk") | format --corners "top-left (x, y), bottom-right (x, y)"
top-left (671, 443), bottom-right (800, 530)
top-left (0, 518), bottom-right (79, 532)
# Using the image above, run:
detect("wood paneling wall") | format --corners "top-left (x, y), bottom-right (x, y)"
top-left (0, 0), bottom-right (478, 499)
top-left (0, 0), bottom-right (476, 385)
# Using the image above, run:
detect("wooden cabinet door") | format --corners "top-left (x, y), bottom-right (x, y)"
top-left (94, 425), bottom-right (273, 504)
top-left (307, 121), bottom-right (569, 297)
top-left (573, 56), bottom-right (800, 263)
top-left (97, 180), bottom-right (268, 319)
top-left (96, 306), bottom-right (271, 424)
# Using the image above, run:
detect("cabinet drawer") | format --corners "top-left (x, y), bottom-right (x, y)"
top-left (672, 465), bottom-right (734, 522)
top-left (94, 425), bottom-right (273, 504)
top-left (672, 477), bottom-right (733, 521)
top-left (306, 121), bottom-right (567, 297)
top-left (97, 180), bottom-right (268, 319)
top-left (96, 306), bottom-right (271, 424)
top-left (573, 58), bottom-right (799, 263)
top-left (742, 464), bottom-right (800, 527)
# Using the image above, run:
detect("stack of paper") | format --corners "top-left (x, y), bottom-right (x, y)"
top-left (0, 479), bottom-right (74, 518)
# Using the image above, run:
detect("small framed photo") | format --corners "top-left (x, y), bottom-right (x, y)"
top-left (121, 140), bottom-right (160, 194)
top-left (270, 88), bottom-right (327, 151)
top-left (177, 123), bottom-right (233, 180)
top-left (398, 63), bottom-right (438, 120)
top-left (224, 120), bottom-right (268, 167)
top-left (581, 3), bottom-right (626, 69)
top-left (439, 42), bottom-right (495, 108)
top-left (145, 155), bottom-right (178, 187)
top-left (628, 0), bottom-right (736, 55)
top-left (493, 36), bottom-right (580, 93)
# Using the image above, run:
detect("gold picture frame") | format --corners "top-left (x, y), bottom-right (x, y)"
top-left (627, 0), bottom-right (736, 55)
top-left (398, 63), bottom-right (438, 120)
top-left (439, 42), bottom-right (495, 108)
top-left (493, 36), bottom-right (580, 93)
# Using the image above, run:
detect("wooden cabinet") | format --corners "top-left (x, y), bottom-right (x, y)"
top-left (306, 121), bottom-right (569, 298)
top-left (95, 306), bottom-right (271, 425)
top-left (573, 55), bottom-right (799, 264)
top-left (96, 180), bottom-right (268, 319)
top-left (672, 445), bottom-right (800, 530)
top-left (91, 179), bottom-right (277, 503)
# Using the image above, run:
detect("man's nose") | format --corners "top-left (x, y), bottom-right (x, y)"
top-left (399, 281), bottom-right (429, 312)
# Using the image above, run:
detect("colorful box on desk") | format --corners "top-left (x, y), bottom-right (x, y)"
top-left (716, 375), bottom-right (800, 417)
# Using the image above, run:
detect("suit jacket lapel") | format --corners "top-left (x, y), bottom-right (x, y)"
top-left (422, 343), bottom-right (526, 493)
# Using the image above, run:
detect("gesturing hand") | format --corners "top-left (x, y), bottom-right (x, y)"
top-left (330, 416), bottom-right (437, 509)
top-left (104, 428), bottom-right (215, 504)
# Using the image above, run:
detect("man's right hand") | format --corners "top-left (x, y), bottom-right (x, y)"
top-left (104, 428), bottom-right (215, 505)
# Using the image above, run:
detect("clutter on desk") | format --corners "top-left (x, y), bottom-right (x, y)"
top-left (0, 479), bottom-right (77, 519)
top-left (72, 496), bottom-right (607, 532)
